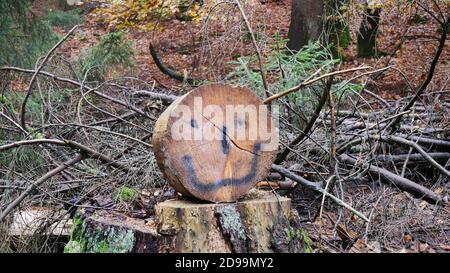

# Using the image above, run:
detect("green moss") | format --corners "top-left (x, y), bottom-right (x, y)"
top-left (83, 227), bottom-right (135, 253)
top-left (70, 215), bottom-right (84, 241)
top-left (98, 240), bottom-right (109, 253)
top-left (113, 186), bottom-right (138, 203)
top-left (63, 241), bottom-right (82, 253)
top-left (64, 215), bottom-right (86, 253)
top-left (285, 227), bottom-right (313, 253)
top-left (298, 228), bottom-right (313, 253)
top-left (64, 216), bottom-right (136, 253)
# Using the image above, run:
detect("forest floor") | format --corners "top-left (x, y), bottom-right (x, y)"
top-left (11, 0), bottom-right (449, 253)
top-left (55, 0), bottom-right (449, 97)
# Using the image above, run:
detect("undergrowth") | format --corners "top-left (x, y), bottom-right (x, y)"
top-left (45, 8), bottom-right (83, 30)
top-left (225, 36), bottom-right (363, 128)
top-left (78, 31), bottom-right (135, 81)
top-left (0, 0), bottom-right (59, 68)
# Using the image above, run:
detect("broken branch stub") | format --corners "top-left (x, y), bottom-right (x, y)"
top-left (152, 84), bottom-right (277, 202)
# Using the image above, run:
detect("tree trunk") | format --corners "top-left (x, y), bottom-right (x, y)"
top-left (64, 192), bottom-right (311, 253)
top-left (287, 0), bottom-right (325, 51)
top-left (357, 3), bottom-right (382, 58)
top-left (152, 83), bottom-right (277, 203)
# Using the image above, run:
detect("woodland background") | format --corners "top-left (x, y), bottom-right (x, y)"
top-left (0, 0), bottom-right (449, 253)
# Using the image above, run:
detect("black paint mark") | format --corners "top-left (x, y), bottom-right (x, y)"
top-left (181, 143), bottom-right (261, 192)
top-left (236, 118), bottom-right (244, 127)
top-left (175, 207), bottom-right (182, 219)
top-left (221, 126), bottom-right (229, 155)
top-left (190, 118), bottom-right (199, 128)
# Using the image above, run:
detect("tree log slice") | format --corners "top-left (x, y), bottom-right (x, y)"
top-left (152, 84), bottom-right (277, 202)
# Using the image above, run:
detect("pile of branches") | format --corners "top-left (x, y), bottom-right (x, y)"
top-left (0, 27), bottom-right (180, 251)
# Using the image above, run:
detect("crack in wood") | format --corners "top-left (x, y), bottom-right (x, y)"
top-left (200, 113), bottom-right (261, 156)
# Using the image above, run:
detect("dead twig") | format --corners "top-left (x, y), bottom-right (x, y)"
top-left (234, 0), bottom-right (270, 98)
top-left (271, 164), bottom-right (370, 222)
top-left (0, 154), bottom-right (84, 223)
top-left (384, 135), bottom-right (450, 178)
top-left (0, 138), bottom-right (132, 172)
top-left (20, 25), bottom-right (78, 131)
top-left (263, 66), bottom-right (372, 104)
top-left (338, 154), bottom-right (442, 204)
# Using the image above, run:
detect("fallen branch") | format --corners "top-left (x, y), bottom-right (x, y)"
top-left (0, 67), bottom-right (156, 120)
top-left (263, 66), bottom-right (371, 104)
top-left (384, 135), bottom-right (450, 178)
top-left (132, 90), bottom-right (178, 104)
top-left (401, 135), bottom-right (450, 149)
top-left (0, 154), bottom-right (84, 223)
top-left (87, 112), bottom-right (137, 127)
top-left (31, 123), bottom-right (153, 149)
top-left (0, 139), bottom-right (67, 152)
top-left (271, 164), bottom-right (370, 222)
top-left (20, 25), bottom-right (78, 131)
top-left (375, 152), bottom-right (450, 164)
top-left (149, 42), bottom-right (196, 84)
top-left (338, 154), bottom-right (442, 204)
top-left (0, 138), bottom-right (132, 172)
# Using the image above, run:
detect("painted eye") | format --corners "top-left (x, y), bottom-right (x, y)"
top-left (190, 118), bottom-right (199, 128)
top-left (221, 126), bottom-right (229, 155)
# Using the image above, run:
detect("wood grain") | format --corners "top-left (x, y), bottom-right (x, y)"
top-left (152, 84), bottom-right (277, 202)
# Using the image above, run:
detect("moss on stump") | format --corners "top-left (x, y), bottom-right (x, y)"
top-left (64, 191), bottom-right (311, 253)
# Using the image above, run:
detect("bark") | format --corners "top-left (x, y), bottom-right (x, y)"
top-left (65, 192), bottom-right (310, 253)
top-left (155, 192), bottom-right (307, 253)
top-left (287, 0), bottom-right (325, 51)
top-left (64, 209), bottom-right (161, 253)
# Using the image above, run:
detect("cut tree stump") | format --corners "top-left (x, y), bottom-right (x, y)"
top-left (155, 192), bottom-right (306, 253)
top-left (64, 209), bottom-right (162, 253)
top-left (152, 83), bottom-right (277, 202)
top-left (65, 191), bottom-right (310, 253)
